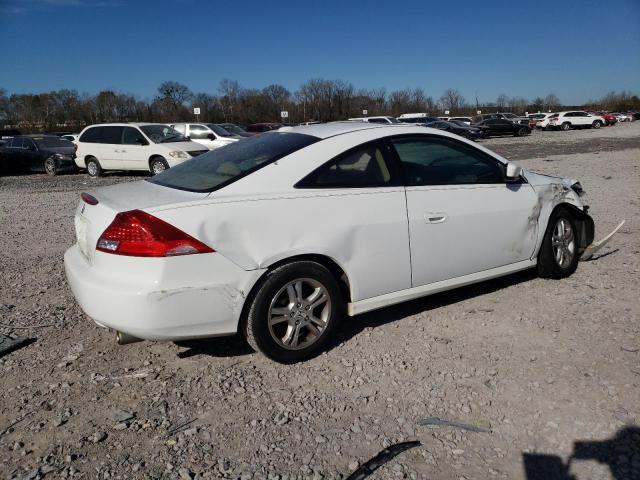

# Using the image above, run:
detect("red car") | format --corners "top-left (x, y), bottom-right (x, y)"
top-left (590, 112), bottom-right (617, 126)
top-left (246, 123), bottom-right (283, 133)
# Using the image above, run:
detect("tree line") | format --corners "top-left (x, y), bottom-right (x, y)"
top-left (1, 80), bottom-right (638, 132)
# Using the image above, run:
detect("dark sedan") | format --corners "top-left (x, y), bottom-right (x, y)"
top-left (217, 123), bottom-right (255, 137)
top-left (423, 120), bottom-right (487, 141)
top-left (473, 118), bottom-right (531, 137)
top-left (0, 135), bottom-right (76, 175)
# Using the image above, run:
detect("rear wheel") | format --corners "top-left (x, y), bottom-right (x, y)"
top-left (44, 157), bottom-right (57, 176)
top-left (592, 120), bottom-right (602, 129)
top-left (244, 261), bottom-right (342, 363)
top-left (86, 157), bottom-right (102, 177)
top-left (150, 157), bottom-right (169, 175)
top-left (561, 122), bottom-right (571, 131)
top-left (537, 208), bottom-right (579, 279)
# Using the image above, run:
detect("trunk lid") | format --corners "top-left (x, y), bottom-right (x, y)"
top-left (73, 180), bottom-right (209, 263)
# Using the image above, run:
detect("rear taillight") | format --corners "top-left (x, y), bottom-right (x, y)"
top-left (73, 143), bottom-right (78, 153)
top-left (96, 209), bottom-right (214, 257)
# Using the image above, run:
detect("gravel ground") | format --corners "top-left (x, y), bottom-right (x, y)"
top-left (1, 123), bottom-right (639, 480)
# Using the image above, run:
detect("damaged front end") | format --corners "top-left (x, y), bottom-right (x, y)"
top-left (523, 170), bottom-right (623, 261)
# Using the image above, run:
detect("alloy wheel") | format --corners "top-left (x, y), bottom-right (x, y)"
top-left (267, 278), bottom-right (331, 351)
top-left (552, 218), bottom-right (576, 268)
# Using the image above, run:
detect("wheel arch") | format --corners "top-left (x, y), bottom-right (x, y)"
top-left (552, 203), bottom-right (594, 250)
top-left (84, 154), bottom-right (97, 166)
top-left (238, 253), bottom-right (353, 336)
top-left (148, 154), bottom-right (165, 168)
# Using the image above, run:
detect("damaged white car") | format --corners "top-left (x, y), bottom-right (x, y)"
top-left (65, 122), bottom-right (599, 363)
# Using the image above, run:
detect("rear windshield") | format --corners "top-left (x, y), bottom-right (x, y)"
top-left (33, 137), bottom-right (73, 148)
top-left (148, 132), bottom-right (319, 193)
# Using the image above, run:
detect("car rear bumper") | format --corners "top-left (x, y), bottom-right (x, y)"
top-left (64, 245), bottom-right (265, 341)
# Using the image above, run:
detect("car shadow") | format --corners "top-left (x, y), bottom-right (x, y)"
top-left (176, 268), bottom-right (538, 360)
top-left (522, 425), bottom-right (640, 480)
top-left (329, 268), bottom-right (538, 349)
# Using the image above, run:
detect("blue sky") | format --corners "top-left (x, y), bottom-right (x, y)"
top-left (0, 0), bottom-right (638, 105)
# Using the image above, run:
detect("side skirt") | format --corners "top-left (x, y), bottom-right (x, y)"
top-left (347, 259), bottom-right (536, 316)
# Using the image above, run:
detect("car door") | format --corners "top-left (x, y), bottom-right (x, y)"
top-left (390, 134), bottom-right (539, 287)
top-left (295, 139), bottom-right (412, 300)
top-left (3, 137), bottom-right (24, 171)
top-left (22, 138), bottom-right (42, 171)
top-left (120, 127), bottom-right (150, 170)
top-left (97, 126), bottom-right (125, 169)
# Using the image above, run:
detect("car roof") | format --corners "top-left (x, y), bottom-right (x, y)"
top-left (279, 121), bottom-right (412, 139)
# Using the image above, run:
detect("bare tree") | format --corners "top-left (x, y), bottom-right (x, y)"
top-left (439, 88), bottom-right (465, 113)
top-left (543, 94), bottom-right (561, 112)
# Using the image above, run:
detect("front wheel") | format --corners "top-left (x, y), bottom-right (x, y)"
top-left (592, 120), bottom-right (602, 129)
top-left (44, 157), bottom-right (57, 176)
top-left (244, 261), bottom-right (342, 363)
top-left (537, 208), bottom-right (579, 279)
top-left (150, 157), bottom-right (169, 175)
top-left (516, 127), bottom-right (528, 137)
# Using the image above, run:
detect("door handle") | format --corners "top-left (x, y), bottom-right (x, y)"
top-left (424, 212), bottom-right (447, 224)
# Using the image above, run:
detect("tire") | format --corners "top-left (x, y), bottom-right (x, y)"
top-left (592, 120), bottom-right (602, 129)
top-left (537, 208), bottom-right (580, 279)
top-left (561, 122), bottom-right (571, 131)
top-left (86, 157), bottom-right (102, 177)
top-left (150, 157), bottom-right (169, 175)
top-left (516, 127), bottom-right (528, 137)
top-left (244, 261), bottom-right (343, 363)
top-left (44, 157), bottom-right (57, 176)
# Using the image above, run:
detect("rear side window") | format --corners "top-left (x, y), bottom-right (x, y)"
top-left (391, 136), bottom-right (504, 186)
top-left (79, 127), bottom-right (102, 143)
top-left (100, 126), bottom-right (124, 144)
top-left (296, 140), bottom-right (399, 189)
top-left (148, 132), bottom-right (319, 193)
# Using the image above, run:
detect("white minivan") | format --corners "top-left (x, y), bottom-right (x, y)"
top-left (170, 123), bottom-right (240, 150)
top-left (75, 123), bottom-right (208, 176)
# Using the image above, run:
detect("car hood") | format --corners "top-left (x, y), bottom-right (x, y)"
top-left (523, 169), bottom-right (581, 191)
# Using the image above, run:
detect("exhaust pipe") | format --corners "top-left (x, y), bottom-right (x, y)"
top-left (116, 331), bottom-right (143, 345)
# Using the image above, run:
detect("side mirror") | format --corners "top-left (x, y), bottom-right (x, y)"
top-left (207, 133), bottom-right (216, 140)
top-left (505, 162), bottom-right (523, 182)
top-left (136, 138), bottom-right (148, 146)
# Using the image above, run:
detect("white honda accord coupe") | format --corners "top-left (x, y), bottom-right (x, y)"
top-left (65, 122), bottom-right (594, 363)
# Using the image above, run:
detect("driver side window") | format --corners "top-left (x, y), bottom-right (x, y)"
top-left (391, 136), bottom-right (505, 186)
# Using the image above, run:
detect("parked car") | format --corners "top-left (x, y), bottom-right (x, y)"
top-left (448, 116), bottom-right (473, 125)
top-left (613, 113), bottom-right (632, 122)
top-left (64, 122), bottom-right (594, 363)
top-left (398, 113), bottom-right (439, 124)
top-left (474, 113), bottom-right (530, 126)
top-left (473, 118), bottom-right (531, 136)
top-left (170, 123), bottom-right (240, 150)
top-left (0, 135), bottom-right (76, 175)
top-left (529, 113), bottom-right (555, 129)
top-left (61, 134), bottom-right (79, 142)
top-left (547, 111), bottom-right (606, 131)
top-left (423, 120), bottom-right (485, 140)
top-left (74, 123), bottom-right (208, 177)
top-left (217, 123), bottom-right (255, 137)
top-left (246, 123), bottom-right (283, 133)
top-left (590, 112), bottom-right (617, 126)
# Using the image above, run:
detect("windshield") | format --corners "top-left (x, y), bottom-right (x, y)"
top-left (148, 132), bottom-right (319, 193)
top-left (205, 124), bottom-right (234, 137)
top-left (388, 117), bottom-right (401, 123)
top-left (139, 125), bottom-right (186, 143)
top-left (33, 136), bottom-right (73, 148)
